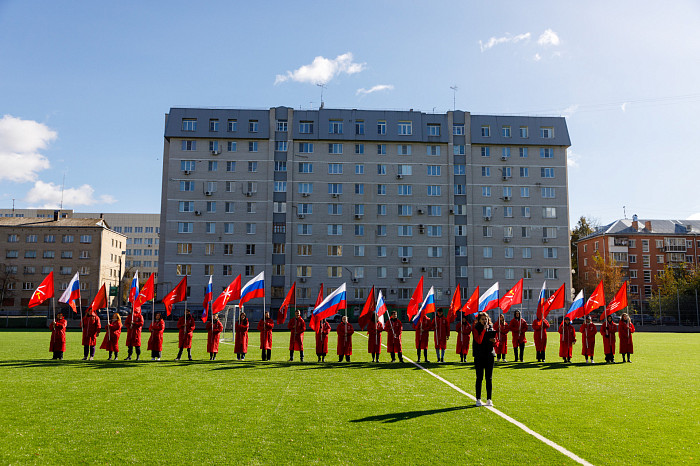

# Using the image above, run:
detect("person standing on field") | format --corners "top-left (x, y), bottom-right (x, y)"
top-left (385, 311), bottom-right (404, 362)
top-left (235, 311), bottom-right (249, 360)
top-left (50, 311), bottom-right (67, 360)
top-left (100, 313), bottom-right (122, 360)
top-left (600, 314), bottom-right (618, 363)
top-left (432, 308), bottom-right (450, 363)
top-left (81, 309), bottom-right (101, 360)
top-left (125, 310), bottom-right (144, 361)
top-left (336, 315), bottom-right (354, 362)
top-left (367, 313), bottom-right (383, 362)
top-left (315, 317), bottom-right (331, 362)
top-left (455, 316), bottom-right (472, 363)
top-left (258, 311), bottom-right (274, 361)
top-left (558, 316), bottom-right (576, 363)
top-left (579, 315), bottom-right (596, 364)
top-left (472, 311), bottom-right (496, 407)
top-left (509, 310), bottom-right (528, 362)
top-left (288, 310), bottom-right (306, 362)
top-left (148, 312), bottom-right (165, 361)
top-left (531, 316), bottom-right (550, 362)
top-left (618, 313), bottom-right (635, 363)
top-left (414, 313), bottom-right (431, 363)
top-left (494, 314), bottom-right (509, 362)
top-left (206, 313), bottom-right (223, 360)
top-left (175, 309), bottom-right (196, 361)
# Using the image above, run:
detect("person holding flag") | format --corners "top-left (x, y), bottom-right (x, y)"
top-left (235, 311), bottom-right (249, 360)
top-left (288, 309), bottom-right (306, 362)
top-left (201, 276), bottom-right (213, 323)
top-left (494, 314), bottom-right (509, 362)
top-left (175, 309), bottom-right (196, 361)
top-left (129, 271), bottom-right (139, 305)
top-left (508, 310), bottom-right (528, 362)
top-left (58, 272), bottom-right (81, 315)
top-left (125, 309), bottom-right (144, 361)
top-left (368, 313), bottom-right (384, 362)
top-left (29, 271), bottom-right (54, 310)
top-left (206, 313), bottom-right (224, 360)
top-left (472, 311), bottom-right (496, 407)
top-left (258, 311), bottom-right (275, 361)
top-left (455, 315), bottom-right (472, 363)
top-left (618, 313), bottom-right (635, 363)
top-left (579, 315), bottom-right (597, 363)
top-left (81, 308), bottom-right (101, 360)
top-left (148, 312), bottom-right (165, 361)
top-left (531, 317), bottom-right (550, 362)
top-left (100, 313), bottom-right (123, 360)
top-left (413, 310), bottom-right (431, 363)
top-left (315, 317), bottom-right (331, 362)
top-left (336, 315), bottom-right (354, 362)
top-left (558, 316), bottom-right (576, 363)
top-left (385, 310), bottom-right (404, 363)
top-left (49, 311), bottom-right (67, 360)
top-left (600, 314), bottom-right (618, 363)
top-left (432, 308), bottom-right (450, 363)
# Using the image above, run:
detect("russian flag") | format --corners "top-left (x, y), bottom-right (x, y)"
top-left (536, 281), bottom-right (547, 320)
top-left (478, 282), bottom-right (499, 313)
top-left (312, 283), bottom-right (346, 321)
top-left (202, 275), bottom-right (213, 322)
top-left (239, 271), bottom-right (265, 305)
top-left (412, 288), bottom-right (435, 328)
top-left (410, 305), bottom-right (423, 328)
top-left (375, 291), bottom-right (388, 325)
top-left (566, 290), bottom-right (585, 320)
top-left (59, 272), bottom-right (81, 313)
top-left (129, 270), bottom-right (139, 304)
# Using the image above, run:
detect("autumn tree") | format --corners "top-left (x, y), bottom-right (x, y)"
top-left (571, 216), bottom-right (598, 290)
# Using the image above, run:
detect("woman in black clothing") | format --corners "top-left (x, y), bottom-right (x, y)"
top-left (472, 311), bottom-right (496, 407)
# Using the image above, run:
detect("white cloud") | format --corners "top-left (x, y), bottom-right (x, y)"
top-left (534, 53), bottom-right (542, 61)
top-left (538, 29), bottom-right (560, 46)
top-left (356, 84), bottom-right (394, 96)
top-left (0, 115), bottom-right (56, 182)
top-left (621, 102), bottom-right (629, 112)
top-left (25, 181), bottom-right (116, 208)
top-left (274, 52), bottom-right (365, 85)
top-left (479, 32), bottom-right (531, 52)
top-left (688, 213), bottom-right (700, 220)
top-left (562, 104), bottom-right (579, 117)
top-left (567, 149), bottom-right (580, 168)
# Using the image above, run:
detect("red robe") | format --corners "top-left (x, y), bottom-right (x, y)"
top-left (235, 319), bottom-right (249, 353)
top-left (315, 320), bottom-right (331, 354)
top-left (367, 321), bottom-right (383, 354)
top-left (600, 321), bottom-right (618, 354)
top-left (257, 318), bottom-right (274, 350)
top-left (558, 323), bottom-right (576, 358)
top-left (618, 320), bottom-right (635, 354)
top-left (177, 316), bottom-right (196, 349)
top-left (455, 321), bottom-right (472, 355)
top-left (336, 322), bottom-right (354, 356)
top-left (494, 320), bottom-right (509, 355)
top-left (100, 320), bottom-right (122, 352)
top-left (579, 323), bottom-right (596, 357)
top-left (414, 319), bottom-right (431, 349)
top-left (432, 316), bottom-right (450, 350)
top-left (508, 317), bottom-right (528, 347)
top-left (81, 315), bottom-right (101, 346)
top-left (207, 320), bottom-right (223, 353)
top-left (125, 313), bottom-right (144, 347)
top-left (531, 319), bottom-right (550, 352)
top-left (385, 318), bottom-right (403, 353)
top-left (49, 318), bottom-right (67, 352)
top-left (147, 320), bottom-right (165, 352)
top-left (288, 316), bottom-right (306, 351)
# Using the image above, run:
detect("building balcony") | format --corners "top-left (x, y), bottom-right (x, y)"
top-left (613, 238), bottom-right (629, 246)
top-left (664, 246), bottom-right (686, 253)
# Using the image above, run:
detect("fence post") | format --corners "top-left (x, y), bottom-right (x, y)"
top-left (677, 288), bottom-right (681, 326)
top-left (696, 288), bottom-right (698, 327)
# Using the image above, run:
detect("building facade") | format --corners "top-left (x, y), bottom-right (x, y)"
top-left (159, 107), bottom-right (572, 318)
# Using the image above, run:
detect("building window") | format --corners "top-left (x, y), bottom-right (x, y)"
top-left (176, 264), bottom-right (191, 276)
top-left (276, 141), bottom-right (288, 152)
top-left (398, 121), bottom-right (412, 135)
top-left (206, 201), bottom-right (216, 213)
top-left (249, 120), bottom-right (258, 132)
top-left (453, 124), bottom-right (464, 135)
top-left (355, 144), bottom-right (364, 155)
top-left (502, 147), bottom-right (511, 158)
top-left (426, 145), bottom-right (441, 156)
top-left (327, 245), bottom-right (342, 256)
top-left (80, 235), bottom-right (92, 243)
top-left (520, 167), bottom-right (529, 178)
top-left (327, 224), bottom-right (342, 236)
top-left (354, 183), bottom-right (364, 194)
top-left (274, 161), bottom-right (287, 172)
top-left (227, 119), bottom-right (237, 132)
top-left (377, 144), bottom-right (386, 155)
top-left (541, 187), bottom-right (556, 198)
top-left (248, 141), bottom-right (258, 152)
top-left (299, 162), bottom-right (313, 174)
top-left (355, 120), bottom-right (365, 135)
top-left (482, 167), bottom-right (491, 177)
top-left (329, 143), bottom-right (343, 154)
top-left (397, 144), bottom-right (412, 156)
top-left (544, 248), bottom-right (558, 259)
top-left (328, 163), bottom-right (343, 175)
top-left (377, 120), bottom-right (386, 135)
top-left (453, 145), bottom-right (465, 155)
top-left (377, 185), bottom-right (386, 195)
top-left (377, 204), bottom-right (387, 215)
top-left (542, 207), bottom-right (557, 219)
top-left (182, 119), bottom-right (197, 131)
top-left (484, 268), bottom-right (493, 279)
top-left (481, 126), bottom-right (490, 137)
top-left (377, 225), bottom-right (387, 236)
top-left (541, 167), bottom-right (555, 178)
top-left (502, 126), bottom-right (511, 137)
top-left (481, 147), bottom-right (490, 157)
top-left (299, 183), bottom-right (313, 194)
top-left (276, 120), bottom-right (288, 132)
top-left (209, 119), bottom-right (219, 132)
top-left (299, 142), bottom-right (314, 153)
top-left (209, 140), bottom-right (219, 152)
top-left (521, 207), bottom-right (531, 218)
top-left (427, 124), bottom-right (440, 136)
top-left (299, 121), bottom-right (314, 134)
top-left (397, 185), bottom-right (412, 196)
top-left (328, 205), bottom-right (341, 216)
top-left (540, 127), bottom-right (554, 138)
top-left (298, 224), bottom-right (312, 235)
top-left (274, 181), bottom-right (287, 193)
top-left (329, 120), bottom-right (343, 134)
top-left (246, 223), bottom-right (256, 235)
top-left (328, 183), bottom-right (342, 195)
top-left (427, 185), bottom-right (441, 196)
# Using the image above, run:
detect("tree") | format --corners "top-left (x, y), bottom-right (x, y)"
top-left (571, 216), bottom-right (598, 290)
top-left (651, 263), bottom-right (700, 322)
top-left (582, 252), bottom-right (625, 300)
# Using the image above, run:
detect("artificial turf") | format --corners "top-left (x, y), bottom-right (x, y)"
top-left (0, 330), bottom-right (698, 465)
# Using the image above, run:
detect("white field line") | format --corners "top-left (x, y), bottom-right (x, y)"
top-left (357, 332), bottom-right (593, 466)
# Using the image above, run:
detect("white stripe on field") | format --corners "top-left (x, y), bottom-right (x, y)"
top-left (357, 332), bottom-right (593, 466)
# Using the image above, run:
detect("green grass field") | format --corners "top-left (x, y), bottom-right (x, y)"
top-left (1, 330), bottom-right (698, 465)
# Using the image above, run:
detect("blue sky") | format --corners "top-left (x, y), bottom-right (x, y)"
top-left (1, 1), bottom-right (699, 226)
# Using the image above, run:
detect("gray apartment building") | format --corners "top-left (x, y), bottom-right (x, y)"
top-left (158, 107), bottom-right (571, 319)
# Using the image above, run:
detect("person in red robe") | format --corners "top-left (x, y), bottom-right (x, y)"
top-left (600, 314), bottom-right (618, 363)
top-left (558, 316), bottom-right (576, 363)
top-left (257, 311), bottom-right (274, 361)
top-left (385, 311), bottom-right (403, 362)
top-left (336, 315), bottom-right (354, 362)
top-left (100, 313), bottom-right (123, 360)
top-left (432, 309), bottom-right (450, 362)
top-left (368, 313), bottom-right (383, 362)
top-left (147, 313), bottom-right (165, 361)
top-left (81, 310), bottom-right (101, 360)
top-left (508, 310), bottom-right (528, 362)
top-left (531, 317), bottom-right (550, 362)
top-left (618, 313), bottom-right (635, 363)
top-left (315, 317), bottom-right (331, 362)
top-left (414, 315), bottom-right (431, 362)
top-left (50, 312), bottom-right (67, 360)
top-left (579, 315), bottom-right (597, 363)
top-left (288, 310), bottom-right (306, 362)
top-left (125, 311), bottom-right (144, 361)
top-left (206, 313), bottom-right (224, 360)
top-left (234, 311), bottom-right (249, 360)
top-left (175, 309), bottom-right (196, 361)
top-left (455, 316), bottom-right (472, 363)
top-left (494, 314), bottom-right (509, 362)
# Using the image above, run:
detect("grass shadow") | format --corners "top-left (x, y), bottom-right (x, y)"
top-left (350, 405), bottom-right (475, 423)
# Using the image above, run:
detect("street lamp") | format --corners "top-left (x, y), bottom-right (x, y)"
top-left (117, 251), bottom-right (126, 309)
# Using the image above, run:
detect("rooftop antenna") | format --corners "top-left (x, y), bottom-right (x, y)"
top-left (623, 205), bottom-right (626, 219)
top-left (12, 198), bottom-right (15, 213)
top-left (450, 85), bottom-right (458, 111)
top-left (317, 83), bottom-right (327, 109)
top-left (60, 172), bottom-right (66, 210)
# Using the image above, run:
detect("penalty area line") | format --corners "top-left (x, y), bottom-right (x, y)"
top-left (357, 333), bottom-right (593, 466)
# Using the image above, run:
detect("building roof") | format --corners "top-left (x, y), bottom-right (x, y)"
top-left (581, 219), bottom-right (700, 240)
top-left (0, 217), bottom-right (112, 229)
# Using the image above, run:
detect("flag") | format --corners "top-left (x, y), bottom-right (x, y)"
top-left (309, 282), bottom-right (324, 332)
top-left (239, 272), bottom-right (265, 306)
top-left (406, 276), bottom-right (424, 319)
top-left (163, 277), bottom-right (187, 316)
top-left (478, 282), bottom-right (499, 313)
top-left (28, 272), bottom-right (54, 308)
top-left (133, 273), bottom-right (154, 313)
top-left (447, 286), bottom-right (461, 323)
top-left (311, 283), bottom-right (346, 322)
top-left (358, 286), bottom-right (375, 330)
top-left (422, 286), bottom-right (436, 316)
top-left (277, 282), bottom-right (296, 324)
top-left (375, 291), bottom-right (388, 325)
top-left (543, 283), bottom-right (566, 319)
top-left (461, 287), bottom-right (480, 316)
top-left (201, 276), bottom-right (213, 323)
top-left (535, 281), bottom-right (548, 321)
top-left (212, 275), bottom-right (241, 315)
top-left (566, 290), bottom-right (585, 320)
top-left (87, 283), bottom-right (108, 313)
top-left (128, 270), bottom-right (139, 304)
top-left (601, 282), bottom-right (627, 320)
top-left (58, 272), bottom-right (81, 313)
top-left (499, 279), bottom-right (523, 313)
top-left (585, 280), bottom-right (605, 316)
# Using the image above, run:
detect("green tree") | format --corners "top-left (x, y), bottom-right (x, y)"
top-left (571, 216), bottom-right (597, 290)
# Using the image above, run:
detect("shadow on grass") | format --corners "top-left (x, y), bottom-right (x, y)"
top-left (350, 405), bottom-right (475, 423)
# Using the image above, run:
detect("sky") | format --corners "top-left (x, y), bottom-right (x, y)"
top-left (1, 0), bottom-right (699, 227)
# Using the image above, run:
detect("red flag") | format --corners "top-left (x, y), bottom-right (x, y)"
top-left (358, 286), bottom-right (375, 330)
top-left (447, 286), bottom-right (461, 323)
top-left (163, 277), bottom-right (188, 316)
top-left (585, 280), bottom-right (605, 316)
top-left (277, 282), bottom-right (296, 324)
top-left (133, 273), bottom-right (155, 313)
top-left (543, 283), bottom-right (566, 319)
top-left (461, 287), bottom-right (480, 316)
top-left (309, 282), bottom-right (324, 331)
top-left (28, 272), bottom-right (54, 308)
top-left (600, 282), bottom-right (627, 320)
top-left (212, 275), bottom-right (241, 315)
top-left (499, 279), bottom-right (523, 313)
top-left (87, 284), bottom-right (108, 313)
top-left (406, 276), bottom-right (424, 319)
